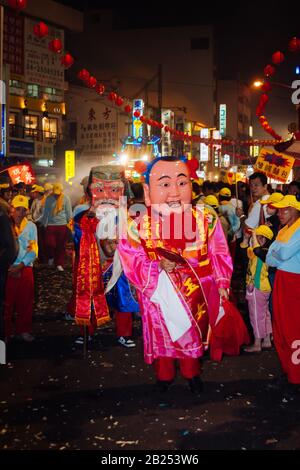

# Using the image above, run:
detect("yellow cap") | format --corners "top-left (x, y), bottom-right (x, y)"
top-left (272, 195), bottom-right (300, 211)
top-left (11, 195), bottom-right (29, 210)
top-left (204, 195), bottom-right (219, 208)
top-left (44, 183), bottom-right (53, 191)
top-left (0, 183), bottom-right (10, 189)
top-left (260, 192), bottom-right (284, 205)
top-left (31, 184), bottom-right (45, 194)
top-left (219, 187), bottom-right (231, 197)
top-left (52, 183), bottom-right (63, 195)
top-left (255, 224), bottom-right (274, 240)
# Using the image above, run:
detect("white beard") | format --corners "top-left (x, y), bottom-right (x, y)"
top-left (96, 206), bottom-right (118, 240)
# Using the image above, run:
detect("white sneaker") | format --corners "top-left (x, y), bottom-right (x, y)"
top-left (117, 336), bottom-right (136, 348)
top-left (57, 265), bottom-right (64, 272)
top-left (75, 335), bottom-right (92, 345)
top-left (64, 313), bottom-right (74, 321)
top-left (48, 258), bottom-right (54, 266)
top-left (20, 332), bottom-right (35, 342)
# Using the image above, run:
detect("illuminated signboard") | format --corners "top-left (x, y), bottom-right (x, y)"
top-left (132, 99), bottom-right (144, 140)
top-left (219, 104), bottom-right (227, 137)
top-left (65, 150), bottom-right (75, 182)
top-left (213, 130), bottom-right (221, 167)
top-left (200, 128), bottom-right (209, 162)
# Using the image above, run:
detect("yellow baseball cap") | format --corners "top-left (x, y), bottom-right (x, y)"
top-left (260, 192), bottom-right (284, 205)
top-left (204, 195), bottom-right (219, 208)
top-left (44, 183), bottom-right (53, 191)
top-left (219, 187), bottom-right (231, 197)
top-left (272, 195), bottom-right (300, 211)
top-left (0, 183), bottom-right (10, 189)
top-left (255, 224), bottom-right (274, 240)
top-left (53, 183), bottom-right (63, 195)
top-left (11, 195), bottom-right (29, 210)
top-left (31, 184), bottom-right (45, 194)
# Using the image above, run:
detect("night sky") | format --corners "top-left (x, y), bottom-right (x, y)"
top-left (57, 0), bottom-right (300, 137)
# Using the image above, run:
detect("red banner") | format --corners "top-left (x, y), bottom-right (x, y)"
top-left (75, 215), bottom-right (110, 327)
top-left (8, 164), bottom-right (36, 185)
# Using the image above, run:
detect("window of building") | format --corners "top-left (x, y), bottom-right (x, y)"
top-left (9, 112), bottom-right (19, 137)
top-left (43, 117), bottom-right (58, 141)
top-left (24, 115), bottom-right (39, 139)
top-left (27, 84), bottom-right (39, 98)
top-left (191, 37), bottom-right (210, 50)
top-left (9, 79), bottom-right (23, 88)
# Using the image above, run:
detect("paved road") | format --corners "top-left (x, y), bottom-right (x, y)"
top-left (0, 264), bottom-right (299, 451)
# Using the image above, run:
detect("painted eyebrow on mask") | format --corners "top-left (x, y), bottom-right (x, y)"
top-left (158, 175), bottom-right (171, 181)
top-left (177, 173), bottom-right (188, 178)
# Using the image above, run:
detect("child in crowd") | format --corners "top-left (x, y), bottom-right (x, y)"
top-left (243, 225), bottom-right (274, 353)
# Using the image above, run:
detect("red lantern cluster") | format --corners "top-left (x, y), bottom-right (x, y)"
top-left (8, 0), bottom-right (27, 10)
top-left (33, 22), bottom-right (49, 39)
top-left (61, 53), bottom-right (74, 69)
top-left (264, 65), bottom-right (275, 77)
top-left (48, 39), bottom-right (63, 54)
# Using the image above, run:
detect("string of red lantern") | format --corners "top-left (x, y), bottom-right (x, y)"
top-left (257, 38), bottom-right (300, 139)
top-left (30, 14), bottom-right (283, 149)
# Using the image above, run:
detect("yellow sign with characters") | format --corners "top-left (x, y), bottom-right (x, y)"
top-left (255, 148), bottom-right (295, 183)
top-left (65, 150), bottom-right (75, 182)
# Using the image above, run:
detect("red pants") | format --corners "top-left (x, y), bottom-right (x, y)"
top-left (273, 270), bottom-right (300, 384)
top-left (115, 311), bottom-right (133, 337)
top-left (45, 225), bottom-right (68, 267)
top-left (154, 357), bottom-right (201, 381)
top-left (4, 267), bottom-right (34, 338)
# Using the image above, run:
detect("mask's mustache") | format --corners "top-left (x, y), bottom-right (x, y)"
top-left (96, 200), bottom-right (118, 206)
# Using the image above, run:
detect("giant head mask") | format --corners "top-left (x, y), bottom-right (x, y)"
top-left (88, 165), bottom-right (125, 210)
top-left (143, 157), bottom-right (192, 215)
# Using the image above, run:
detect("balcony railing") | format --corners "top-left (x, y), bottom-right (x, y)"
top-left (9, 124), bottom-right (63, 143)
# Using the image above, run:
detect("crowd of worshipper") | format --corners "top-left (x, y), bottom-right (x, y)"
top-left (1, 166), bottom-right (300, 395)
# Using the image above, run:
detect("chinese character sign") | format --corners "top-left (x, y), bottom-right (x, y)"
top-left (254, 148), bottom-right (295, 183)
top-left (24, 18), bottom-right (64, 89)
top-left (8, 164), bottom-right (36, 185)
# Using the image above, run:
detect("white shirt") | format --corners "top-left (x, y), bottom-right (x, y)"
top-left (245, 194), bottom-right (270, 229)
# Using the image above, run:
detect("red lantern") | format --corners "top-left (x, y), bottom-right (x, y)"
top-left (288, 37), bottom-right (300, 52)
top-left (61, 53), bottom-right (74, 68)
top-left (108, 92), bottom-right (117, 102)
top-left (87, 76), bottom-right (97, 88)
top-left (262, 81), bottom-right (271, 93)
top-left (48, 39), bottom-right (63, 54)
top-left (164, 126), bottom-right (170, 132)
top-left (264, 65), bottom-right (275, 77)
top-left (78, 69), bottom-right (90, 82)
top-left (8, 0), bottom-right (27, 10)
top-left (95, 84), bottom-right (105, 95)
top-left (116, 96), bottom-right (124, 106)
top-left (124, 105), bottom-right (132, 113)
top-left (140, 115), bottom-right (146, 122)
top-left (33, 22), bottom-right (49, 39)
top-left (272, 51), bottom-right (284, 65)
top-left (133, 110), bottom-right (140, 118)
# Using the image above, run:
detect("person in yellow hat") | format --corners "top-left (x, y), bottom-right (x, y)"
top-left (242, 224), bottom-right (274, 353)
top-left (30, 185), bottom-right (45, 223)
top-left (260, 192), bottom-right (284, 237)
top-left (3, 195), bottom-right (38, 342)
top-left (39, 183), bottom-right (72, 271)
top-left (218, 187), bottom-right (241, 259)
top-left (266, 194), bottom-right (300, 393)
top-left (204, 195), bottom-right (232, 242)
